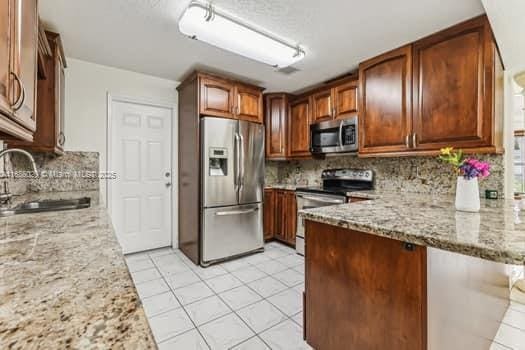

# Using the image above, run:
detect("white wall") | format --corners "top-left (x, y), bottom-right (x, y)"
top-left (64, 58), bottom-right (179, 245)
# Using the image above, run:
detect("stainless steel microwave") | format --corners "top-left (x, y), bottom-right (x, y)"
top-left (310, 116), bottom-right (358, 154)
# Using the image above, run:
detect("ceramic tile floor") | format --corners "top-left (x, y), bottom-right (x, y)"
top-left (126, 242), bottom-right (311, 349)
top-left (126, 242), bottom-right (525, 350)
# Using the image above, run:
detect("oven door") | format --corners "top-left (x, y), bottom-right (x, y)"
top-left (310, 117), bottom-right (358, 154)
top-left (295, 192), bottom-right (346, 255)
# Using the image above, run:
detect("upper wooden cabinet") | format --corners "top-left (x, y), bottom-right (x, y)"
top-left (0, 0), bottom-right (38, 142)
top-left (199, 75), bottom-right (235, 118)
top-left (288, 96), bottom-right (311, 158)
top-left (265, 93), bottom-right (288, 159)
top-left (359, 45), bottom-right (412, 155)
top-left (411, 15), bottom-right (501, 152)
top-left (359, 15), bottom-right (503, 156)
top-left (236, 83), bottom-right (263, 123)
top-left (311, 79), bottom-right (359, 123)
top-left (334, 79), bottom-right (358, 119)
top-left (311, 88), bottom-right (333, 123)
top-left (11, 0), bottom-right (38, 133)
top-left (196, 73), bottom-right (264, 123)
top-left (9, 30), bottom-right (67, 154)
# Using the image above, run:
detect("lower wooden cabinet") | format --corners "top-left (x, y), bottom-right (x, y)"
top-left (263, 188), bottom-right (297, 246)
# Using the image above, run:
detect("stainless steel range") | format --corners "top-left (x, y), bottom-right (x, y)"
top-left (295, 168), bottom-right (374, 255)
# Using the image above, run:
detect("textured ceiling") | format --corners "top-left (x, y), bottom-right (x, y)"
top-left (40, 0), bottom-right (485, 93)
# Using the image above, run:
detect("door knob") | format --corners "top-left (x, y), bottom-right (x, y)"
top-left (165, 182), bottom-right (172, 188)
top-left (165, 172), bottom-right (171, 177)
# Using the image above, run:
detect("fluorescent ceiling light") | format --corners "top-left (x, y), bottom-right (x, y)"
top-left (178, 1), bottom-right (305, 68)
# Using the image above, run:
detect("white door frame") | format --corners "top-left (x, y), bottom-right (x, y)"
top-left (106, 93), bottom-right (178, 249)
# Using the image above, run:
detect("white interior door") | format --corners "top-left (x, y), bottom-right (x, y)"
top-left (110, 99), bottom-right (172, 254)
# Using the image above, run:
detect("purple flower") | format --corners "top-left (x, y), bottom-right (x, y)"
top-left (459, 158), bottom-right (491, 180)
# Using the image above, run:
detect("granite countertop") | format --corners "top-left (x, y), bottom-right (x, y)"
top-left (0, 191), bottom-right (156, 349)
top-left (300, 192), bottom-right (525, 265)
top-left (265, 183), bottom-right (298, 191)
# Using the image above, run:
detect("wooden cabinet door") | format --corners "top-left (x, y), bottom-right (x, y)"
top-left (199, 76), bottom-right (235, 118)
top-left (288, 97), bottom-right (311, 157)
top-left (263, 189), bottom-right (275, 240)
top-left (412, 16), bottom-right (494, 151)
top-left (236, 84), bottom-right (263, 123)
top-left (11, 0), bottom-right (38, 132)
top-left (311, 89), bottom-right (333, 123)
top-left (0, 0), bottom-right (13, 117)
top-left (334, 80), bottom-right (358, 120)
top-left (274, 190), bottom-right (286, 241)
top-left (265, 94), bottom-right (288, 159)
top-left (284, 191), bottom-right (297, 245)
top-left (305, 221), bottom-right (427, 350)
top-left (359, 45), bottom-right (412, 155)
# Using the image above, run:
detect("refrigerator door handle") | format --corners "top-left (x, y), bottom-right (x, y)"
top-left (234, 133), bottom-right (240, 191)
top-left (239, 133), bottom-right (245, 189)
top-left (215, 207), bottom-right (259, 216)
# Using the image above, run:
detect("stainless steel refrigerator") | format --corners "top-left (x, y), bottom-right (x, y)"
top-left (200, 117), bottom-right (265, 265)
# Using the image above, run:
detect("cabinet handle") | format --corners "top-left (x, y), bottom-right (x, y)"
top-left (412, 133), bottom-right (417, 148)
top-left (237, 94), bottom-right (241, 115)
top-left (10, 72), bottom-right (25, 111)
top-left (405, 135), bottom-right (410, 148)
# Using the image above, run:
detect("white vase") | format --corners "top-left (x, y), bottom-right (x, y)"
top-left (455, 176), bottom-right (480, 212)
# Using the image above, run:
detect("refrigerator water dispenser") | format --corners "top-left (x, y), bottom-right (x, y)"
top-left (209, 147), bottom-right (228, 176)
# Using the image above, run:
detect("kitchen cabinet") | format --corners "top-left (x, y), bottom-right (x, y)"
top-left (236, 83), bottom-right (263, 123)
top-left (199, 75), bottom-right (235, 119)
top-left (311, 79), bottom-right (359, 123)
top-left (264, 93), bottom-right (289, 159)
top-left (311, 88), bottom-right (333, 123)
top-left (359, 15), bottom-right (502, 157)
top-left (197, 72), bottom-right (264, 122)
top-left (305, 220), bottom-right (426, 350)
top-left (288, 97), bottom-right (311, 158)
top-left (358, 45), bottom-right (413, 155)
top-left (263, 188), bottom-right (276, 240)
top-left (411, 15), bottom-right (502, 152)
top-left (9, 30), bottom-right (66, 154)
top-left (263, 188), bottom-right (297, 246)
top-left (0, 0), bottom-right (38, 142)
top-left (334, 79), bottom-right (358, 120)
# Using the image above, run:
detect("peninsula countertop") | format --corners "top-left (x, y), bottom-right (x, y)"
top-left (0, 191), bottom-right (156, 349)
top-left (299, 192), bottom-right (525, 265)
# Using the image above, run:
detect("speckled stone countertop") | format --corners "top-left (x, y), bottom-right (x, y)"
top-left (0, 191), bottom-right (156, 349)
top-left (300, 192), bottom-right (525, 265)
top-left (265, 183), bottom-right (297, 191)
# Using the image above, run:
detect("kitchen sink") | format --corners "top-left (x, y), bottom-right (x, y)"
top-left (0, 197), bottom-right (91, 217)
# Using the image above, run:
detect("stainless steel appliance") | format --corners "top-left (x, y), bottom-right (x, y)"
top-left (201, 117), bottom-right (265, 265)
top-left (310, 116), bottom-right (358, 154)
top-left (295, 168), bottom-right (374, 255)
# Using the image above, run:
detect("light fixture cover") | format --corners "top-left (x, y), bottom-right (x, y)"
top-left (178, 1), bottom-right (305, 68)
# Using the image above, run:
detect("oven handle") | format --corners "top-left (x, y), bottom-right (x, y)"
top-left (297, 194), bottom-right (345, 204)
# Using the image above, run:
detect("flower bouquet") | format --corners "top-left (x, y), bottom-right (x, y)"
top-left (439, 147), bottom-right (491, 212)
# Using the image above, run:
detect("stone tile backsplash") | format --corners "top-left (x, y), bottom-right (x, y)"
top-left (266, 154), bottom-right (505, 197)
top-left (3, 151), bottom-right (99, 195)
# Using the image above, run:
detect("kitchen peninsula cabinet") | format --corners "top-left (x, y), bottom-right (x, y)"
top-left (358, 15), bottom-right (503, 157)
top-left (263, 188), bottom-right (297, 246)
top-left (0, 0), bottom-right (38, 142)
top-left (197, 72), bottom-right (264, 123)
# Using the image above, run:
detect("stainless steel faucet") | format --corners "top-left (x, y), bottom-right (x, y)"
top-left (0, 148), bottom-right (38, 206)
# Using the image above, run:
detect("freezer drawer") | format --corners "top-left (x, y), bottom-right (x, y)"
top-left (202, 203), bottom-right (264, 264)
